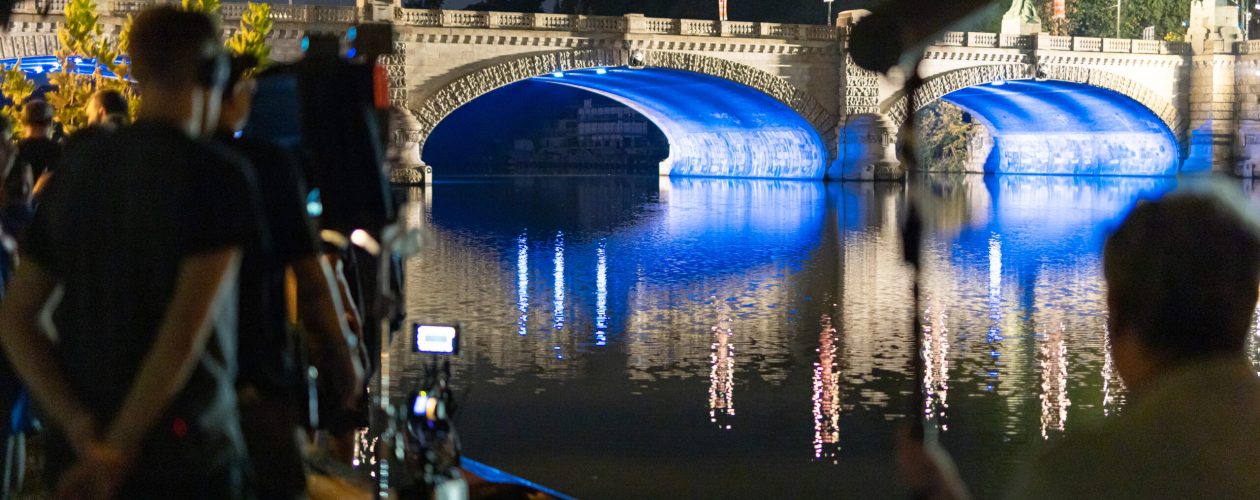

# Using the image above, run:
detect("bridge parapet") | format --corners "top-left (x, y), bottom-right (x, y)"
top-left (391, 8), bottom-right (837, 41)
top-left (929, 30), bottom-right (1187, 55)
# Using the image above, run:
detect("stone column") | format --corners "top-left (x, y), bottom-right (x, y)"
top-left (1184, 0), bottom-right (1244, 174)
top-left (1235, 54), bottom-right (1260, 177)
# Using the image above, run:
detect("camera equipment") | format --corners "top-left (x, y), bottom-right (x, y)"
top-left (393, 357), bottom-right (466, 498)
top-left (244, 28), bottom-right (397, 237)
top-left (414, 324), bottom-right (460, 355)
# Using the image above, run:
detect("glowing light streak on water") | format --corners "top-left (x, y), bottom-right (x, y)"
top-left (517, 233), bottom-right (529, 336)
top-left (709, 303), bottom-right (735, 428)
top-left (922, 301), bottom-right (950, 430)
top-left (1039, 320), bottom-right (1071, 439)
top-left (986, 234), bottom-right (1003, 390)
top-left (812, 314), bottom-right (840, 461)
top-left (553, 231), bottom-right (565, 330)
top-left (1101, 325), bottom-right (1125, 417)
top-left (595, 241), bottom-right (608, 346)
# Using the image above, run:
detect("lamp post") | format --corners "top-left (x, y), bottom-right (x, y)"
top-left (824, 0), bottom-right (834, 27)
top-left (1115, 0), bottom-right (1122, 38)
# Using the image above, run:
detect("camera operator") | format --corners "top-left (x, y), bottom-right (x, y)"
top-left (214, 53), bottom-right (365, 499)
top-left (0, 7), bottom-right (265, 498)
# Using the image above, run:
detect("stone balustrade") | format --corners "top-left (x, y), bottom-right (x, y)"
top-left (929, 30), bottom-right (1187, 55)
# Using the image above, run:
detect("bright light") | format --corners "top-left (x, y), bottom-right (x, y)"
top-left (415, 325), bottom-right (457, 354)
top-left (992, 79), bottom-right (1006, 86)
top-left (595, 68), bottom-right (608, 75)
top-left (552, 72), bottom-right (564, 78)
top-left (350, 229), bottom-right (381, 255)
top-left (346, 48), bottom-right (357, 59)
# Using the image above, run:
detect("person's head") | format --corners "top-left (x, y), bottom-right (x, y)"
top-left (20, 100), bottom-right (54, 139)
top-left (127, 6), bottom-right (228, 136)
top-left (86, 89), bottom-right (130, 129)
top-left (217, 54), bottom-right (259, 135)
top-left (1104, 184), bottom-right (1260, 392)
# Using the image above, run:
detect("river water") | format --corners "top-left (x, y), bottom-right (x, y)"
top-left (385, 174), bottom-right (1260, 499)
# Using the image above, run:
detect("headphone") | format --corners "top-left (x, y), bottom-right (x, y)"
top-left (197, 49), bottom-right (230, 89)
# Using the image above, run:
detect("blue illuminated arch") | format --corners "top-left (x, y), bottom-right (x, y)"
top-left (941, 80), bottom-right (1180, 176)
top-left (0, 56), bottom-right (126, 79)
top-left (531, 68), bottom-right (829, 179)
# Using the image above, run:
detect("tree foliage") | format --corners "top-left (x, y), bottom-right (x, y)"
top-left (915, 101), bottom-right (987, 172)
top-left (987, 0), bottom-right (1192, 39)
top-left (227, 2), bottom-right (274, 69)
top-left (1, 62), bottom-right (36, 140)
top-left (46, 0), bottom-right (132, 135)
top-left (182, 0), bottom-right (222, 15)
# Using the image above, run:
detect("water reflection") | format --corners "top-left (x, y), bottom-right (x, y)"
top-left (708, 302), bottom-right (735, 429)
top-left (923, 301), bottom-right (951, 429)
top-left (516, 233), bottom-right (528, 336)
top-left (1038, 319), bottom-right (1070, 439)
top-left (813, 314), bottom-right (841, 461)
top-left (401, 174), bottom-right (1206, 497)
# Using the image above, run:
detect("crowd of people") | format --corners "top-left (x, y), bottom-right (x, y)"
top-left (0, 6), bottom-right (366, 499)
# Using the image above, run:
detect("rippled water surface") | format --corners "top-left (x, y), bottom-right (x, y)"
top-left (386, 175), bottom-right (1260, 499)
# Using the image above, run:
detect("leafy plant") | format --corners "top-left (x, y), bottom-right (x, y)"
top-left (46, 0), bottom-right (133, 135)
top-left (1, 61), bottom-right (36, 140)
top-left (182, 0), bottom-right (222, 15)
top-left (227, 2), bottom-right (274, 69)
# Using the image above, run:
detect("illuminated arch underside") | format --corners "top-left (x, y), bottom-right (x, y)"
top-left (532, 68), bottom-right (828, 179)
top-left (941, 80), bottom-right (1179, 176)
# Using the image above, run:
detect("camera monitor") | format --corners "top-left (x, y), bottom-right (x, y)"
top-left (414, 324), bottom-right (460, 355)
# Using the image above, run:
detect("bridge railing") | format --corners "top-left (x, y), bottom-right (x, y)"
top-left (391, 8), bottom-right (838, 41)
top-left (933, 30), bottom-right (1188, 55)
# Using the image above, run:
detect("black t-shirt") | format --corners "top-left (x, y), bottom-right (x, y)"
top-left (12, 136), bottom-right (60, 180)
top-left (214, 132), bottom-right (319, 399)
top-left (24, 121), bottom-right (264, 482)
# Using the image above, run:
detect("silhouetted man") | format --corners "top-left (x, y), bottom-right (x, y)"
top-left (0, 7), bottom-right (263, 499)
top-left (215, 54), bottom-right (364, 499)
top-left (899, 183), bottom-right (1260, 499)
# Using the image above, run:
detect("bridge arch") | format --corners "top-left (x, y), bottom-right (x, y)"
top-left (880, 64), bottom-right (1184, 176)
top-left (407, 48), bottom-right (838, 179)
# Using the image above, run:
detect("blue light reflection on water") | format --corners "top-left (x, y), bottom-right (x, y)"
top-left (398, 174), bottom-right (1242, 498)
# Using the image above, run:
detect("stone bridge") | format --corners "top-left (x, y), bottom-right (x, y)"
top-left (1, 0), bottom-right (1256, 180)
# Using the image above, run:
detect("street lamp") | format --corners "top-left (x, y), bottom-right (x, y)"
top-left (824, 0), bottom-right (834, 27)
top-left (1115, 0), bottom-right (1122, 38)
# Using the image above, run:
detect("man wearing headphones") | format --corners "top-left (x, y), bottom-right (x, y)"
top-left (0, 7), bottom-right (264, 499)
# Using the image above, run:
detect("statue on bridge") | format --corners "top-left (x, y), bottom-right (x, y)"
top-left (1001, 0), bottom-right (1042, 36)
